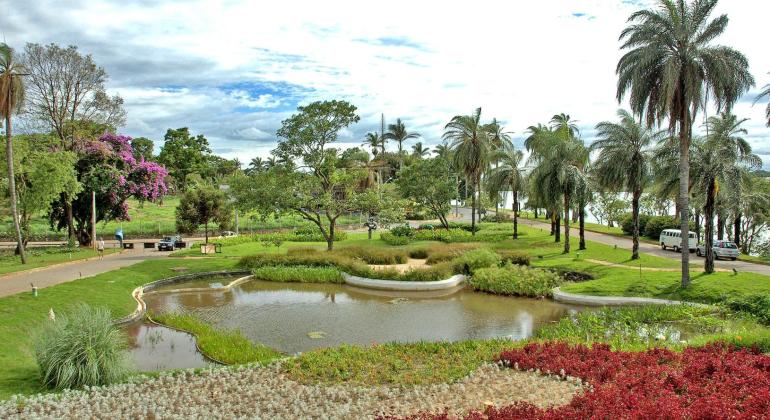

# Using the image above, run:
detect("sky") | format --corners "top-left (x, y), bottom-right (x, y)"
top-left (1, 0), bottom-right (769, 168)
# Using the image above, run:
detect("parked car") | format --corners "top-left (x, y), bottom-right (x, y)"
top-left (696, 240), bottom-right (740, 260)
top-left (660, 229), bottom-right (697, 253)
top-left (158, 235), bottom-right (182, 251)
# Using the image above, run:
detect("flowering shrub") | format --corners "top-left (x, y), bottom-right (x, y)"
top-left (387, 342), bottom-right (770, 419)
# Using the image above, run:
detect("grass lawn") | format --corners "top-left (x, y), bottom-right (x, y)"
top-left (0, 257), bottom-right (237, 399)
top-left (0, 247), bottom-right (119, 276)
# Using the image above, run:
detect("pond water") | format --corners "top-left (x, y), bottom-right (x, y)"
top-left (125, 278), bottom-right (586, 371)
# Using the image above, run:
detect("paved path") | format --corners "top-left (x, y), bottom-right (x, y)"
top-left (0, 248), bottom-right (170, 297)
top-left (516, 217), bottom-right (770, 276)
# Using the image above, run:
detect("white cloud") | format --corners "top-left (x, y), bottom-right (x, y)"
top-left (3, 0), bottom-right (769, 166)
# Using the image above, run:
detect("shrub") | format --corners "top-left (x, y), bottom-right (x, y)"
top-left (725, 295), bottom-right (770, 325)
top-left (363, 261), bottom-right (455, 282)
top-left (252, 266), bottom-right (343, 283)
top-left (389, 224), bottom-right (414, 237)
top-left (470, 264), bottom-right (562, 297)
top-left (286, 246), bottom-right (321, 256)
top-left (452, 248), bottom-right (500, 275)
top-left (408, 248), bottom-right (430, 259)
top-left (643, 215), bottom-right (680, 239)
top-left (620, 213), bottom-right (652, 236)
top-left (418, 224), bottom-right (435, 230)
top-left (424, 243), bottom-right (480, 264)
top-left (34, 304), bottom-right (131, 390)
top-left (239, 253), bottom-right (366, 274)
top-left (495, 250), bottom-right (530, 266)
top-left (447, 222), bottom-right (480, 232)
top-left (333, 246), bottom-right (408, 265)
top-left (480, 213), bottom-right (510, 223)
top-left (381, 232), bottom-right (410, 246)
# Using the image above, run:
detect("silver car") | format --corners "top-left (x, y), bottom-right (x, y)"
top-left (696, 240), bottom-right (740, 260)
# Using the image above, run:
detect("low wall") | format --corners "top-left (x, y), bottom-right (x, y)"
top-left (113, 270), bottom-right (250, 325)
top-left (341, 272), bottom-right (466, 291)
top-left (552, 287), bottom-right (708, 307)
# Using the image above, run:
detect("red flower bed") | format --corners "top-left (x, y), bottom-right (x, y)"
top-left (382, 342), bottom-right (770, 420)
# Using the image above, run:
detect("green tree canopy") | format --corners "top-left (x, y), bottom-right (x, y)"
top-left (158, 127), bottom-right (212, 191)
top-left (130, 137), bottom-right (154, 161)
top-left (396, 157), bottom-right (456, 228)
top-left (175, 186), bottom-right (232, 244)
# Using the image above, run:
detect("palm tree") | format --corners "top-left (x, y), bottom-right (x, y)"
top-left (617, 0), bottom-right (754, 286)
top-left (525, 123), bottom-right (561, 239)
top-left (444, 108), bottom-right (491, 235)
top-left (485, 118), bottom-right (513, 216)
top-left (0, 43), bottom-right (27, 264)
top-left (591, 109), bottom-right (662, 259)
top-left (247, 157), bottom-right (264, 175)
top-left (695, 113), bottom-right (761, 273)
top-left (754, 75), bottom-right (770, 126)
top-left (383, 118), bottom-right (420, 170)
top-left (411, 142), bottom-right (430, 158)
top-left (433, 142), bottom-right (452, 160)
top-left (362, 132), bottom-right (381, 157)
top-left (487, 143), bottom-right (525, 238)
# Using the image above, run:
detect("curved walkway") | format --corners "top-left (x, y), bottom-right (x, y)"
top-left (552, 286), bottom-right (708, 307)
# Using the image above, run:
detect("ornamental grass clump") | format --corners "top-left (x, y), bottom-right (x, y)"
top-left (252, 265), bottom-right (342, 283)
top-left (469, 264), bottom-right (562, 298)
top-left (451, 248), bottom-right (500, 275)
top-left (34, 304), bottom-right (131, 390)
top-left (332, 246), bottom-right (409, 265)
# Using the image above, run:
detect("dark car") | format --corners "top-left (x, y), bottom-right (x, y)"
top-left (158, 235), bottom-right (181, 251)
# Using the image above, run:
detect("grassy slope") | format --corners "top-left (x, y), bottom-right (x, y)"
top-left (0, 257), bottom-right (237, 399)
top-left (0, 248), bottom-right (119, 276)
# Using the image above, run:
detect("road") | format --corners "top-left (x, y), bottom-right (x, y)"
top-left (444, 207), bottom-right (770, 276)
top-left (0, 248), bottom-right (170, 298)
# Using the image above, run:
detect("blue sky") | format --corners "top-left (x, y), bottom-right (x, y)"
top-left (1, 0), bottom-right (769, 167)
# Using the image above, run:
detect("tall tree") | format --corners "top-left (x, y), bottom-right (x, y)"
top-left (246, 157), bottom-right (265, 175)
top-left (396, 158), bottom-right (455, 229)
top-left (592, 109), bottom-right (661, 259)
top-left (411, 141), bottom-right (430, 158)
top-left (175, 186), bottom-right (232, 244)
top-left (362, 132), bottom-right (381, 157)
top-left (444, 108), bottom-right (493, 235)
top-left (694, 113), bottom-right (760, 273)
top-left (157, 128), bottom-right (212, 191)
top-left (617, 0), bottom-right (754, 286)
top-left (486, 142), bottom-right (525, 238)
top-left (383, 118), bottom-right (420, 170)
top-left (0, 43), bottom-right (27, 263)
top-left (130, 137), bottom-right (154, 161)
top-left (485, 118), bottom-right (513, 216)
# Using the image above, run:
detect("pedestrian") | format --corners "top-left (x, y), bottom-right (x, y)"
top-left (97, 237), bottom-right (105, 259)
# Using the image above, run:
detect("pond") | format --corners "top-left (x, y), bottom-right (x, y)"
top-left (127, 277), bottom-right (586, 371)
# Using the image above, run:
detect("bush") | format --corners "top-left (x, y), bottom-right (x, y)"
top-left (333, 246), bottom-right (408, 265)
top-left (424, 244), bottom-right (480, 264)
top-left (495, 250), bottom-right (530, 266)
top-left (239, 253), bottom-right (366, 274)
top-left (408, 248), bottom-right (430, 259)
top-left (389, 224), bottom-right (414, 237)
top-left (620, 213), bottom-right (652, 236)
top-left (381, 232), bottom-right (410, 246)
top-left (480, 213), bottom-right (510, 223)
top-left (34, 304), bottom-right (131, 390)
top-left (452, 248), bottom-right (501, 275)
top-left (252, 266), bottom-right (342, 283)
top-left (363, 261), bottom-right (455, 282)
top-left (447, 222), bottom-right (480, 233)
top-left (418, 224), bottom-right (436, 230)
top-left (643, 215), bottom-right (680, 239)
top-left (725, 295), bottom-right (770, 325)
top-left (469, 264), bottom-right (562, 297)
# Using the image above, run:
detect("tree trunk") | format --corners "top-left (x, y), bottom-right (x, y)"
top-left (548, 210), bottom-right (554, 235)
top-left (678, 113), bottom-right (691, 287)
top-left (65, 199), bottom-right (74, 241)
top-left (563, 194), bottom-right (570, 253)
top-left (579, 201), bottom-right (586, 251)
top-left (5, 113), bottom-right (27, 264)
top-left (631, 189), bottom-right (641, 260)
top-left (733, 214), bottom-right (741, 248)
top-left (694, 210), bottom-right (701, 244)
top-left (512, 190), bottom-right (518, 239)
top-left (704, 179), bottom-right (716, 274)
top-left (534, 208), bottom-right (538, 219)
top-left (205, 221), bottom-right (209, 244)
top-left (717, 212), bottom-right (724, 240)
top-left (327, 221), bottom-right (336, 250)
top-left (554, 213), bottom-right (561, 243)
top-left (470, 184), bottom-right (477, 236)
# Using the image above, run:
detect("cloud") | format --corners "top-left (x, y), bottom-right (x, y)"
top-left (2, 0), bottom-right (768, 163)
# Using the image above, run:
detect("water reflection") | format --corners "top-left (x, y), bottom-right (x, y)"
top-left (124, 322), bottom-right (213, 371)
top-left (143, 280), bottom-right (585, 354)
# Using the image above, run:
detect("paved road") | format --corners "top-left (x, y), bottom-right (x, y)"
top-left (0, 248), bottom-right (170, 298)
top-left (442, 207), bottom-right (770, 276)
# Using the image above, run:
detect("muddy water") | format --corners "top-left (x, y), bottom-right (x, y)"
top-left (125, 322), bottom-right (214, 372)
top-left (136, 279), bottom-right (584, 359)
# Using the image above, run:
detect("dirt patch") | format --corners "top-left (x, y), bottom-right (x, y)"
top-left (369, 258), bottom-right (429, 273)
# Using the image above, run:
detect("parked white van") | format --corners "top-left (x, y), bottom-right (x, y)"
top-left (660, 229), bottom-right (697, 253)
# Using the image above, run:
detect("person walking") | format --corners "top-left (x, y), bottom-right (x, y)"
top-left (97, 237), bottom-right (105, 260)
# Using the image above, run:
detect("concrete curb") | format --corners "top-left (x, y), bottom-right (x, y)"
top-left (113, 270), bottom-right (251, 325)
top-left (341, 272), bottom-right (466, 291)
top-left (552, 286), bottom-right (708, 307)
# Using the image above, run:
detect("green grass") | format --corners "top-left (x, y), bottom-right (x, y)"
top-left (0, 247), bottom-right (119, 276)
top-left (251, 266), bottom-right (343, 283)
top-left (151, 312), bottom-right (282, 365)
top-left (284, 338), bottom-right (519, 386)
top-left (0, 257), bottom-right (237, 400)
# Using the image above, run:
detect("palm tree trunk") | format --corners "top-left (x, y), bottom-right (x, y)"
top-left (631, 189), bottom-right (641, 260)
top-left (678, 114), bottom-right (691, 287)
top-left (579, 201), bottom-right (586, 251)
top-left (733, 214), bottom-right (741, 248)
top-left (563, 194), bottom-right (570, 253)
top-left (694, 210), bottom-right (701, 243)
top-left (512, 190), bottom-right (518, 239)
top-left (717, 212), bottom-right (724, 241)
top-left (470, 180), bottom-right (477, 236)
top-left (704, 179), bottom-right (716, 274)
top-left (554, 212), bottom-right (561, 243)
top-left (5, 113), bottom-right (27, 263)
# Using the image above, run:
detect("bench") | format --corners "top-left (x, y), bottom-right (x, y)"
top-left (143, 242), bottom-right (156, 249)
top-left (123, 243), bottom-right (135, 249)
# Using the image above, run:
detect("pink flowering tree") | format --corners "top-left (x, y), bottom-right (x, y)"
top-left (49, 133), bottom-right (168, 245)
